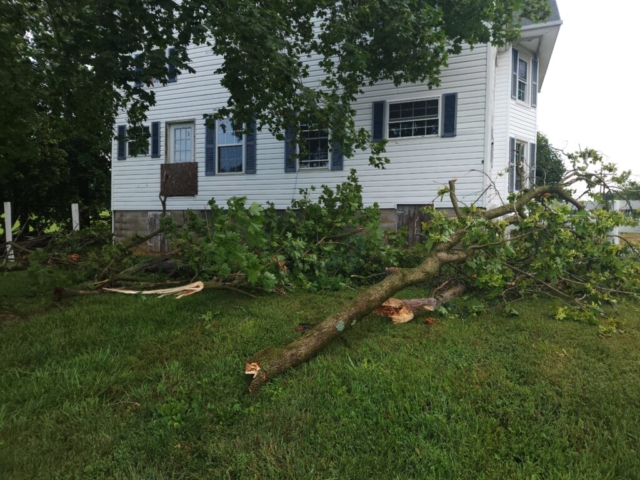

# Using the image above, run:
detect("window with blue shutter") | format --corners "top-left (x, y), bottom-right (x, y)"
top-left (167, 47), bottom-right (177, 83)
top-left (151, 122), bottom-right (161, 158)
top-left (134, 54), bottom-right (143, 88)
top-left (205, 123), bottom-right (216, 176)
top-left (529, 142), bottom-right (537, 187)
top-left (117, 125), bottom-right (127, 160)
top-left (531, 57), bottom-right (539, 108)
top-left (511, 48), bottom-right (519, 100)
top-left (372, 101), bottom-right (386, 141)
top-left (331, 140), bottom-right (344, 171)
top-left (284, 125), bottom-right (297, 173)
top-left (508, 137), bottom-right (516, 192)
top-left (245, 119), bottom-right (257, 174)
top-left (442, 93), bottom-right (458, 138)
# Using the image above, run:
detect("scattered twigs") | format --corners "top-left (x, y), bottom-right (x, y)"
top-left (8, 242), bottom-right (79, 267)
top-left (121, 228), bottom-right (165, 251)
top-left (118, 252), bottom-right (176, 276)
top-left (97, 259), bottom-right (115, 281)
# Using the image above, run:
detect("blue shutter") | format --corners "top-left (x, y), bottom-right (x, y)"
top-left (284, 124), bottom-right (297, 173)
top-left (529, 142), bottom-right (537, 187)
top-left (151, 122), bottom-right (161, 158)
top-left (117, 125), bottom-right (127, 160)
top-left (205, 123), bottom-right (216, 176)
top-left (245, 119), bottom-right (257, 174)
top-left (167, 48), bottom-right (177, 83)
top-left (441, 93), bottom-right (458, 138)
top-left (331, 140), bottom-right (344, 171)
top-left (531, 57), bottom-right (539, 108)
top-left (134, 54), bottom-right (142, 88)
top-left (511, 48), bottom-right (519, 100)
top-left (508, 137), bottom-right (515, 192)
top-left (372, 101), bottom-right (386, 141)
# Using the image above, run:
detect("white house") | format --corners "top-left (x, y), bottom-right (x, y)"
top-left (111, 1), bottom-right (562, 249)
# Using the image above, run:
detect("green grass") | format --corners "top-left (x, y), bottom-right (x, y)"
top-left (1, 272), bottom-right (640, 479)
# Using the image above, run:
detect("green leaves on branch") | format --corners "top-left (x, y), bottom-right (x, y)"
top-left (163, 170), bottom-right (408, 291)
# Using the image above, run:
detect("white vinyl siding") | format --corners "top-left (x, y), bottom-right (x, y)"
top-left (490, 46), bottom-right (537, 202)
top-left (112, 44), bottom-right (489, 212)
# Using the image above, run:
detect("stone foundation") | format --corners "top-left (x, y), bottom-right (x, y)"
top-left (114, 205), bottom-right (438, 252)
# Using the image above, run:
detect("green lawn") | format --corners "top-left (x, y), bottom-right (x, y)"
top-left (1, 271), bottom-right (639, 479)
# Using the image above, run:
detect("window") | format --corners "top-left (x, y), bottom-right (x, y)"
top-left (127, 126), bottom-right (149, 156)
top-left (217, 118), bottom-right (243, 173)
top-left (168, 123), bottom-right (194, 163)
top-left (511, 140), bottom-right (527, 191)
top-left (388, 99), bottom-right (439, 138)
top-left (517, 59), bottom-right (528, 102)
top-left (300, 125), bottom-right (330, 169)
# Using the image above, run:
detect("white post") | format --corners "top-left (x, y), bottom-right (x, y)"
top-left (611, 200), bottom-right (621, 245)
top-left (3, 201), bottom-right (14, 262)
top-left (71, 203), bottom-right (80, 231)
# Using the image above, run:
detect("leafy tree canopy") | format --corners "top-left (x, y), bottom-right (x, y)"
top-left (535, 132), bottom-right (565, 186)
top-left (0, 0), bottom-right (550, 230)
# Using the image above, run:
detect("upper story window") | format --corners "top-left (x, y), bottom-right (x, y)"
top-left (517, 59), bottom-right (528, 102)
top-left (388, 99), bottom-right (439, 138)
top-left (300, 125), bottom-right (330, 169)
top-left (217, 118), bottom-right (244, 173)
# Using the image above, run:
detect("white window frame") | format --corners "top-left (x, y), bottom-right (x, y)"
top-left (387, 97), bottom-right (440, 139)
top-left (297, 125), bottom-right (331, 170)
top-left (517, 58), bottom-right (529, 104)
top-left (167, 121), bottom-right (195, 164)
top-left (511, 139), bottom-right (528, 191)
top-left (216, 118), bottom-right (245, 175)
top-left (127, 125), bottom-right (150, 157)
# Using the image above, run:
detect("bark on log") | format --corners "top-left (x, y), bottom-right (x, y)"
top-left (53, 287), bottom-right (103, 301)
top-left (245, 182), bottom-right (582, 392)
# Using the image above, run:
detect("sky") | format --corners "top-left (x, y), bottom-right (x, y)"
top-left (538, 0), bottom-right (640, 177)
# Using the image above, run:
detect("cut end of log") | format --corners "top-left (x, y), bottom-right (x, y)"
top-left (245, 362), bottom-right (262, 378)
top-left (373, 298), bottom-right (415, 324)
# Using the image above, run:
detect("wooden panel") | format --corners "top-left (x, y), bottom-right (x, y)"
top-left (146, 212), bottom-right (169, 253)
top-left (160, 163), bottom-right (198, 197)
top-left (396, 204), bottom-right (433, 245)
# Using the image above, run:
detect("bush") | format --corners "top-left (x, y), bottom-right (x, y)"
top-left (163, 170), bottom-right (410, 291)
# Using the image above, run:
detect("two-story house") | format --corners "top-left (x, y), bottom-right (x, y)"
top-left (111, 1), bottom-right (562, 250)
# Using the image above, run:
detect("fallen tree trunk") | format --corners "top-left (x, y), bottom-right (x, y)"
top-left (245, 183), bottom-right (582, 392)
top-left (245, 251), bottom-right (468, 392)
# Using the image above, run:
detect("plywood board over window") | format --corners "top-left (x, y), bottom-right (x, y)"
top-left (160, 163), bottom-right (198, 197)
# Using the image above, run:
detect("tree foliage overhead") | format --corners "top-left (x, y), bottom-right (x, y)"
top-left (189, 0), bottom-right (552, 162)
top-left (535, 132), bottom-right (566, 186)
top-left (1, 0), bottom-right (550, 229)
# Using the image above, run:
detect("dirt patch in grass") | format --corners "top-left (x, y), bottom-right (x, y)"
top-left (621, 234), bottom-right (640, 246)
